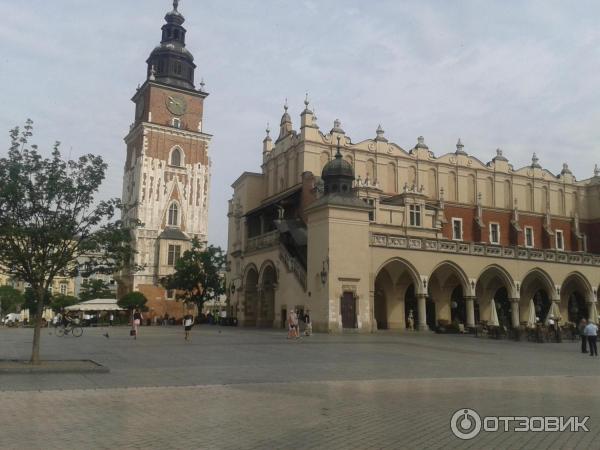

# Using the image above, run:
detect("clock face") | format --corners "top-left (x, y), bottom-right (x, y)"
top-left (166, 95), bottom-right (187, 116)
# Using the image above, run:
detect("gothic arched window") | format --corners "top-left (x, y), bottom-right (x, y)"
top-left (168, 203), bottom-right (179, 227)
top-left (170, 147), bottom-right (182, 166)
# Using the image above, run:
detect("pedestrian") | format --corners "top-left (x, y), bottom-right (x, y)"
top-left (109, 313), bottom-right (114, 327)
top-left (287, 309), bottom-right (297, 339)
top-left (132, 309), bottom-right (143, 340)
top-left (304, 310), bottom-right (312, 336)
top-left (584, 320), bottom-right (598, 357)
top-left (184, 313), bottom-right (194, 341)
top-left (407, 310), bottom-right (415, 331)
top-left (579, 319), bottom-right (588, 353)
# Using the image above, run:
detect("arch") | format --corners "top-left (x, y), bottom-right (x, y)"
top-left (521, 268), bottom-right (556, 298)
top-left (476, 264), bottom-right (516, 295)
top-left (258, 260), bottom-right (278, 286)
top-left (242, 263), bottom-right (259, 287)
top-left (525, 183), bottom-right (533, 211)
top-left (386, 162), bottom-right (396, 193)
top-left (258, 262), bottom-right (277, 328)
top-left (540, 186), bottom-right (548, 213)
top-left (561, 271), bottom-right (594, 300)
top-left (427, 168), bottom-right (437, 200)
top-left (519, 268), bottom-right (556, 323)
top-left (407, 166), bottom-right (417, 188)
top-left (344, 154), bottom-right (353, 168)
top-left (483, 177), bottom-right (493, 206)
top-left (374, 257), bottom-right (422, 330)
top-left (447, 171), bottom-right (457, 201)
top-left (466, 174), bottom-right (476, 204)
top-left (503, 180), bottom-right (511, 209)
top-left (167, 201), bottom-right (180, 227)
top-left (475, 264), bottom-right (517, 327)
top-left (169, 146), bottom-right (184, 166)
top-left (558, 188), bottom-right (565, 215)
top-left (320, 152), bottom-right (329, 173)
top-left (560, 272), bottom-right (594, 323)
top-left (428, 261), bottom-right (470, 293)
top-left (374, 257), bottom-right (422, 293)
top-left (366, 159), bottom-right (376, 181)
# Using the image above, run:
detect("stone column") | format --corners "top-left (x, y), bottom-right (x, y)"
top-left (510, 299), bottom-right (520, 328)
top-left (417, 294), bottom-right (428, 331)
top-left (465, 296), bottom-right (475, 328)
top-left (588, 300), bottom-right (598, 322)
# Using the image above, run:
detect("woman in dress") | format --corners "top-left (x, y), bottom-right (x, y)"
top-left (132, 309), bottom-right (143, 339)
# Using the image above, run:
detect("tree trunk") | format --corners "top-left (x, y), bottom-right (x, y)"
top-left (29, 287), bottom-right (46, 365)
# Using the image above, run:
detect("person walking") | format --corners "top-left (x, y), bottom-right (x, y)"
top-left (183, 313), bottom-right (194, 341)
top-left (579, 319), bottom-right (588, 353)
top-left (109, 313), bottom-right (114, 327)
top-left (132, 309), bottom-right (143, 340)
top-left (304, 310), bottom-right (312, 336)
top-left (584, 320), bottom-right (598, 357)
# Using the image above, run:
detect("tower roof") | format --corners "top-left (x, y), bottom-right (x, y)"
top-left (146, 1), bottom-right (197, 90)
top-left (322, 137), bottom-right (354, 180)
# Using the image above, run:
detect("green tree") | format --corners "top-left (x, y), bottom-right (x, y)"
top-left (117, 291), bottom-right (148, 312)
top-left (50, 294), bottom-right (78, 313)
top-left (161, 239), bottom-right (226, 308)
top-left (0, 286), bottom-right (24, 316)
top-left (0, 121), bottom-right (139, 363)
top-left (79, 279), bottom-right (115, 302)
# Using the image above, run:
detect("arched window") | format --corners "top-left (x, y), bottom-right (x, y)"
top-left (168, 202), bottom-right (179, 227)
top-left (170, 147), bottom-right (182, 166)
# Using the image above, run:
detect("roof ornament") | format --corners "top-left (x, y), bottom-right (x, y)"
top-left (375, 124), bottom-right (388, 142)
top-left (335, 136), bottom-right (342, 158)
top-left (149, 65), bottom-right (156, 81)
top-left (304, 92), bottom-right (310, 109)
top-left (173, 0), bottom-right (179, 12)
top-left (594, 164), bottom-right (599, 177)
top-left (415, 136), bottom-right (429, 150)
top-left (561, 163), bottom-right (572, 175)
top-left (531, 152), bottom-right (541, 168)
top-left (266, 123), bottom-right (271, 137)
top-left (284, 98), bottom-right (289, 112)
top-left (455, 138), bottom-right (466, 155)
top-left (199, 78), bottom-right (206, 92)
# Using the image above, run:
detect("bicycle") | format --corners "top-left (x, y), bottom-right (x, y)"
top-left (56, 323), bottom-right (83, 337)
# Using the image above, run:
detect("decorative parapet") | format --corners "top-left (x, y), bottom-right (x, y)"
top-left (370, 233), bottom-right (600, 267)
top-left (245, 230), bottom-right (279, 252)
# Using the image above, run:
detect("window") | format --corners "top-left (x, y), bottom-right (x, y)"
top-left (525, 226), bottom-right (534, 248)
top-left (168, 203), bottom-right (179, 226)
top-left (489, 223), bottom-right (500, 245)
top-left (409, 205), bottom-right (422, 227)
top-left (364, 199), bottom-right (375, 221)
top-left (170, 147), bottom-right (182, 166)
top-left (60, 283), bottom-right (67, 295)
top-left (452, 218), bottom-right (463, 241)
top-left (172, 118), bottom-right (181, 129)
top-left (166, 289), bottom-right (175, 299)
top-left (556, 230), bottom-right (564, 251)
top-left (167, 244), bottom-right (181, 266)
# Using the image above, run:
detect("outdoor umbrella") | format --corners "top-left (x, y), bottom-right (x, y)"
top-left (489, 299), bottom-right (500, 327)
top-left (545, 302), bottom-right (561, 324)
top-left (526, 299), bottom-right (536, 329)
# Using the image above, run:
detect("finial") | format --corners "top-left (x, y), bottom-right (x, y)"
top-left (418, 136), bottom-right (425, 145)
top-left (455, 138), bottom-right (466, 155)
top-left (304, 92), bottom-right (309, 108)
top-left (415, 136), bottom-right (428, 149)
top-left (595, 164), bottom-right (600, 177)
top-left (266, 122), bottom-right (270, 136)
top-left (149, 65), bottom-right (156, 81)
top-left (334, 118), bottom-right (341, 128)
top-left (496, 148), bottom-right (503, 157)
top-left (561, 163), bottom-right (572, 175)
top-left (173, 0), bottom-right (179, 11)
top-left (531, 152), bottom-right (540, 167)
top-left (284, 98), bottom-right (288, 112)
top-left (335, 136), bottom-right (342, 158)
top-left (200, 78), bottom-right (205, 91)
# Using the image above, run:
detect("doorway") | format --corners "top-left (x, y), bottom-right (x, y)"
top-left (341, 292), bottom-right (357, 329)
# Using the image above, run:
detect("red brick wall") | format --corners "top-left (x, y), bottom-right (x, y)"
top-left (581, 221), bottom-right (600, 253)
top-left (443, 206), bottom-right (476, 241)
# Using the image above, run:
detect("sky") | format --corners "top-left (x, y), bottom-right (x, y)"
top-left (1, 0), bottom-right (600, 248)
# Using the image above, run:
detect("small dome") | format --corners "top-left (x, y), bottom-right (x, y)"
top-left (322, 154), bottom-right (353, 179)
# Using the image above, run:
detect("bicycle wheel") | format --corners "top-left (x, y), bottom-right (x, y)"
top-left (56, 326), bottom-right (65, 337)
top-left (72, 326), bottom-right (83, 337)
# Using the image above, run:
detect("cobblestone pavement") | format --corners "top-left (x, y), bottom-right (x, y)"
top-left (2, 326), bottom-right (600, 449)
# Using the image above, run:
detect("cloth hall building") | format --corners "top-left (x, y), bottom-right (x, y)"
top-left (227, 100), bottom-right (600, 333)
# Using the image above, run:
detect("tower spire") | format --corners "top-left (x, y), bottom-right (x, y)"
top-left (173, 0), bottom-right (179, 11)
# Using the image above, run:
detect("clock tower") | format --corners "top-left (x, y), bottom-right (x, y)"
top-left (120, 1), bottom-right (211, 317)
